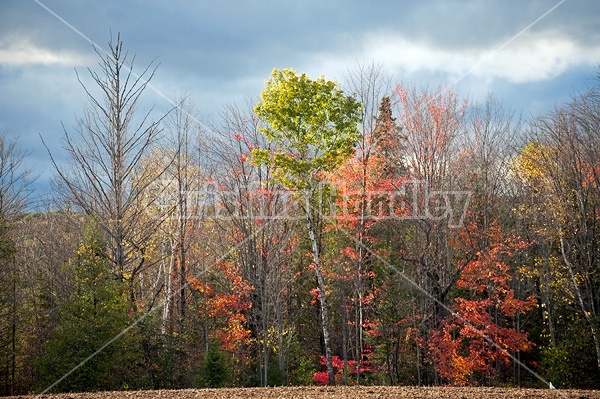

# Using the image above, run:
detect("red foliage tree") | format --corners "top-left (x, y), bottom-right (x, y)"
top-left (188, 261), bottom-right (253, 354)
top-left (326, 96), bottom-right (406, 384)
top-left (429, 222), bottom-right (536, 385)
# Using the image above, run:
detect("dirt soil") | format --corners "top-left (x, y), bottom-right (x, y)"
top-left (14, 386), bottom-right (600, 399)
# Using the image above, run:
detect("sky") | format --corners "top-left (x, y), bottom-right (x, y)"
top-left (1, 0), bottom-right (599, 200)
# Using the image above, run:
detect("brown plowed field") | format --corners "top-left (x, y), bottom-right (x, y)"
top-left (15, 386), bottom-right (600, 399)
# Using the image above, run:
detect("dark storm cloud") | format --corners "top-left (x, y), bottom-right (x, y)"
top-left (0, 0), bottom-right (599, 196)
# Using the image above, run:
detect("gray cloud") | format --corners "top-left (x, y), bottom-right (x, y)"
top-left (1, 0), bottom-right (599, 198)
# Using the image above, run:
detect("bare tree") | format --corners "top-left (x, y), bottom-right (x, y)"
top-left (0, 133), bottom-right (33, 395)
top-left (0, 133), bottom-right (33, 217)
top-left (152, 95), bottom-right (204, 332)
top-left (462, 95), bottom-right (522, 228)
top-left (44, 34), bottom-right (168, 304)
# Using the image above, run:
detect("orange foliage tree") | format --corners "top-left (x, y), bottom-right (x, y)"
top-left (188, 261), bottom-right (253, 354)
top-left (327, 95), bottom-right (405, 384)
top-left (429, 222), bottom-right (536, 385)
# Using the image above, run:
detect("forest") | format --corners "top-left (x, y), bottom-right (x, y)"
top-left (0, 36), bottom-right (599, 395)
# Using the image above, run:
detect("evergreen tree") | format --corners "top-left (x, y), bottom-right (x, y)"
top-left (35, 221), bottom-right (148, 392)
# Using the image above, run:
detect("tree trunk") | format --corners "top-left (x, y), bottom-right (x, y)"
top-left (10, 264), bottom-right (16, 396)
top-left (342, 303), bottom-right (348, 385)
top-left (277, 299), bottom-right (285, 384)
top-left (305, 194), bottom-right (335, 385)
top-left (161, 240), bottom-right (174, 334)
top-left (544, 259), bottom-right (555, 345)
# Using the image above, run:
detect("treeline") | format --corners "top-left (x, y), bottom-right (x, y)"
top-left (0, 36), bottom-right (599, 394)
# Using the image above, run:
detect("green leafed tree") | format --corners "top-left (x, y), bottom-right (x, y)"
top-left (252, 68), bottom-right (361, 385)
